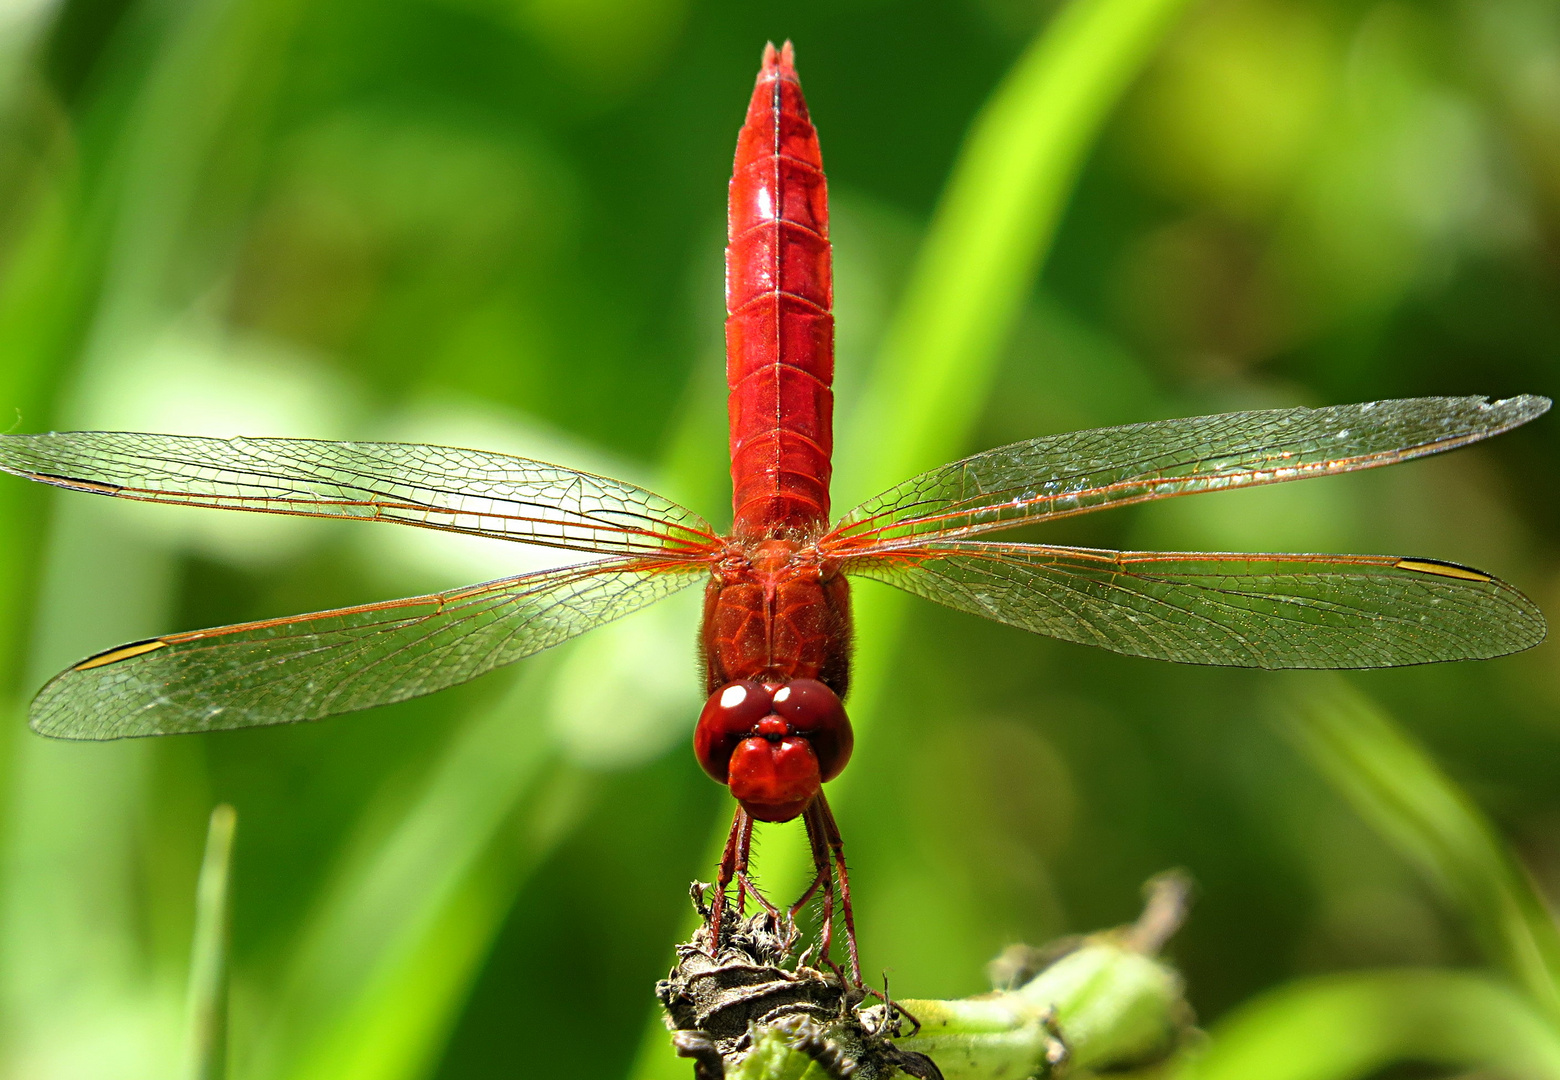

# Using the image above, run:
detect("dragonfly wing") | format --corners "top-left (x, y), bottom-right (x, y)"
top-left (32, 559), bottom-right (706, 739)
top-left (849, 543), bottom-right (1545, 668)
top-left (0, 431), bottom-right (715, 557)
top-left (826, 396), bottom-right (1549, 549)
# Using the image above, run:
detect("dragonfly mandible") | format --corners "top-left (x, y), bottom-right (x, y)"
top-left (0, 42), bottom-right (1547, 984)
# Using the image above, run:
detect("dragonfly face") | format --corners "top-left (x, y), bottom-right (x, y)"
top-left (694, 677), bottom-right (853, 823)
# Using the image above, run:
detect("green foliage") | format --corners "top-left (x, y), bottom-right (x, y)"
top-left (1182, 971), bottom-right (1560, 1080)
top-left (1288, 677), bottom-right (1560, 1020)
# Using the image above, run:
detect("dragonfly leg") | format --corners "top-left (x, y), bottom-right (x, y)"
top-left (710, 806), bottom-right (751, 954)
top-left (711, 807), bottom-right (781, 957)
top-left (733, 812), bottom-right (754, 915)
top-left (813, 791), bottom-right (863, 988)
top-left (791, 803), bottom-right (831, 914)
top-left (804, 799), bottom-right (844, 982)
top-left (733, 813), bottom-right (784, 922)
top-left (789, 799), bottom-right (833, 952)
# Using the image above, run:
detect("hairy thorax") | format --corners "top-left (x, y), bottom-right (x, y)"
top-left (701, 537), bottom-right (852, 699)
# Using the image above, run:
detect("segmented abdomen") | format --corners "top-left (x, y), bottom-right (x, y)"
top-left (725, 42), bottom-right (834, 541)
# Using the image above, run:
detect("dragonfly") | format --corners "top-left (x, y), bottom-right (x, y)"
top-left (0, 42), bottom-right (1547, 984)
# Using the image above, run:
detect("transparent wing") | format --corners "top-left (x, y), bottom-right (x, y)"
top-left (850, 543), bottom-right (1545, 668)
top-left (0, 431), bottom-right (717, 557)
top-left (825, 396), bottom-right (1549, 551)
top-left (31, 558), bottom-right (706, 739)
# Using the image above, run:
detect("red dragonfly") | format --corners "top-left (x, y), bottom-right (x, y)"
top-left (0, 43), bottom-right (1547, 982)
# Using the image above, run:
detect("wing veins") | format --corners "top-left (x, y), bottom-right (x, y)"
top-left (847, 539), bottom-right (1543, 668)
top-left (3, 431), bottom-right (721, 558)
top-left (99, 485), bottom-right (707, 553)
top-left (835, 445), bottom-right (1443, 547)
top-left (826, 396), bottom-right (1549, 552)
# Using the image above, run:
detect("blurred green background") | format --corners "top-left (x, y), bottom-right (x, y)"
top-left (0, 0), bottom-right (1557, 1076)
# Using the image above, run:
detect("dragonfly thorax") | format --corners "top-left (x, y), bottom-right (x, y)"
top-left (701, 538), bottom-right (852, 696)
top-left (694, 678), bottom-right (853, 822)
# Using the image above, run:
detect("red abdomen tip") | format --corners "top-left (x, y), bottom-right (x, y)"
top-left (725, 43), bottom-right (834, 541)
top-left (760, 40), bottom-right (797, 77)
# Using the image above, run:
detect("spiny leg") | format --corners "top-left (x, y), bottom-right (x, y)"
top-left (735, 814), bottom-right (781, 922)
top-left (808, 801), bottom-right (843, 978)
top-left (792, 802), bottom-right (832, 914)
top-left (792, 799), bottom-right (835, 956)
top-left (711, 807), bottom-right (782, 956)
top-left (813, 791), bottom-right (863, 987)
top-left (799, 796), bottom-right (848, 983)
top-left (710, 806), bottom-right (750, 954)
top-left (734, 812), bottom-right (754, 914)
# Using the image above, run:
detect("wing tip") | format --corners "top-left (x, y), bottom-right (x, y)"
top-left (28, 641), bottom-right (171, 740)
top-left (1489, 393), bottom-right (1551, 426)
top-left (1497, 599), bottom-right (1548, 657)
top-left (1396, 560), bottom-right (1548, 662)
top-left (27, 710), bottom-right (119, 742)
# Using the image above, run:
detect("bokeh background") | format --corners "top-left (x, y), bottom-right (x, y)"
top-left (0, 0), bottom-right (1557, 1077)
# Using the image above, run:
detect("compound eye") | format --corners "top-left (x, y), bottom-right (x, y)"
top-left (770, 679), bottom-right (843, 732)
top-left (771, 679), bottom-right (853, 782)
top-left (693, 680), bottom-right (773, 783)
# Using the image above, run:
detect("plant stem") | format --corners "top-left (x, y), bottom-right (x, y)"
top-left (686, 874), bottom-right (1196, 1080)
top-left (186, 804), bottom-right (237, 1080)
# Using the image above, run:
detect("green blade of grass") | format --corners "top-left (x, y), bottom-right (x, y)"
top-left (258, 665), bottom-right (566, 1080)
top-left (778, 0), bottom-right (1200, 923)
top-left (1286, 676), bottom-right (1560, 1021)
top-left (836, 0), bottom-right (1196, 866)
top-left (630, 0), bottom-right (1194, 1075)
top-left (827, 0), bottom-right (1199, 874)
top-left (835, 0), bottom-right (1194, 512)
top-left (1180, 969), bottom-right (1560, 1080)
top-left (187, 804), bottom-right (237, 1080)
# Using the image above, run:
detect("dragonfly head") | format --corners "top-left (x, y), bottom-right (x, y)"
top-left (694, 678), bottom-right (853, 823)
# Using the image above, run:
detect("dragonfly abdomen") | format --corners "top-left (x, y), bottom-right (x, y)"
top-left (725, 41), bottom-right (834, 541)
